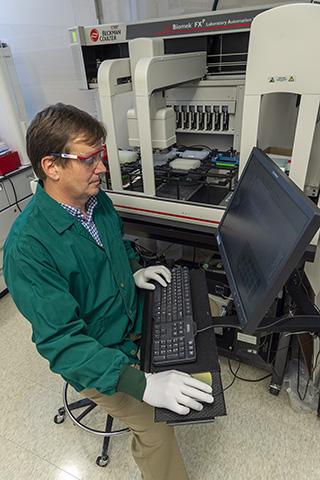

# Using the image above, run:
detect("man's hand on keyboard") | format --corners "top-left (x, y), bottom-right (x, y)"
top-left (142, 370), bottom-right (214, 415)
top-left (133, 265), bottom-right (171, 290)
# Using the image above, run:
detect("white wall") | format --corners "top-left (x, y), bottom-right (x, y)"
top-left (0, 0), bottom-right (98, 122)
top-left (100, 0), bottom-right (212, 22)
top-left (100, 0), bottom-right (288, 22)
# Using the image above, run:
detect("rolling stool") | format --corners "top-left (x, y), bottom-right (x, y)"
top-left (54, 382), bottom-right (130, 467)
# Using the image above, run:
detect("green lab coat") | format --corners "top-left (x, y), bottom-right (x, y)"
top-left (4, 183), bottom-right (145, 397)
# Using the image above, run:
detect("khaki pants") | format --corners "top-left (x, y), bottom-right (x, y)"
top-left (80, 388), bottom-right (189, 480)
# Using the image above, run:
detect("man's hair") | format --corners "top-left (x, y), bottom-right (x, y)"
top-left (26, 103), bottom-right (106, 180)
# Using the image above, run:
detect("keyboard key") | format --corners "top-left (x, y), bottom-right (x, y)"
top-left (154, 355), bottom-right (166, 362)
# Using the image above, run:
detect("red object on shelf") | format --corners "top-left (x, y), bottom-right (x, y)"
top-left (0, 151), bottom-right (21, 175)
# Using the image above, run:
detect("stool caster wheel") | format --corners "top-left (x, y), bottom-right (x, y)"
top-left (96, 455), bottom-right (110, 467)
top-left (54, 413), bottom-right (65, 424)
top-left (269, 384), bottom-right (280, 396)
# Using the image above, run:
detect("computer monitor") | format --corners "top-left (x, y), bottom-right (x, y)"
top-left (216, 147), bottom-right (320, 334)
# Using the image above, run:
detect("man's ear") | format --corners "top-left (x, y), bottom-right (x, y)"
top-left (41, 156), bottom-right (61, 181)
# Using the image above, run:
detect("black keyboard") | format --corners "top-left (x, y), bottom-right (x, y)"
top-left (151, 266), bottom-right (197, 366)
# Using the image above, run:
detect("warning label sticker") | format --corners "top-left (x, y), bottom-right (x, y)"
top-left (268, 75), bottom-right (295, 83)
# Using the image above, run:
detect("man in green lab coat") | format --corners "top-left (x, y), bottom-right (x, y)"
top-left (4, 103), bottom-right (213, 480)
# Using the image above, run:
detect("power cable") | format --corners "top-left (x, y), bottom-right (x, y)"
top-left (2, 173), bottom-right (22, 212)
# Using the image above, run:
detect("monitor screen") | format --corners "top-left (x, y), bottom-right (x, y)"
top-left (216, 147), bottom-right (320, 334)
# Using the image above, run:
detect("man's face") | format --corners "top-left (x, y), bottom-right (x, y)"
top-left (55, 136), bottom-right (107, 205)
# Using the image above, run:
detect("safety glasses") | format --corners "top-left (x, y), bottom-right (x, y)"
top-left (51, 144), bottom-right (108, 168)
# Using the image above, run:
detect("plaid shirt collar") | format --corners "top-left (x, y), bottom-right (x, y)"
top-left (60, 196), bottom-right (97, 222)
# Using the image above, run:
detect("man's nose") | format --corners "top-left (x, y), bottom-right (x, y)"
top-left (94, 159), bottom-right (107, 173)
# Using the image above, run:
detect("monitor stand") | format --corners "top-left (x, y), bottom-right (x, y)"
top-left (211, 313), bottom-right (320, 334)
top-left (211, 267), bottom-right (320, 395)
top-left (212, 312), bottom-right (320, 396)
top-left (212, 313), bottom-right (320, 399)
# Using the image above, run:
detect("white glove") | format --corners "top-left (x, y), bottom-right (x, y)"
top-left (142, 370), bottom-right (214, 415)
top-left (133, 265), bottom-right (171, 290)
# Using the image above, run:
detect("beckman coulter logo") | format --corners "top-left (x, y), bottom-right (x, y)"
top-left (90, 28), bottom-right (99, 42)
